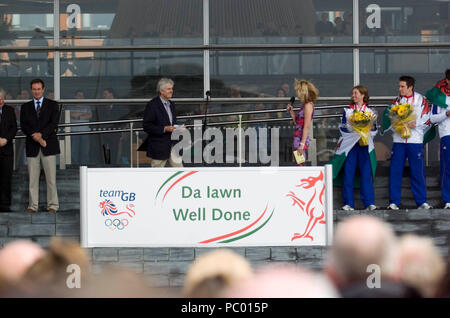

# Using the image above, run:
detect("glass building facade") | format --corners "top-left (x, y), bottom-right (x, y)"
top-left (0, 0), bottom-right (449, 166)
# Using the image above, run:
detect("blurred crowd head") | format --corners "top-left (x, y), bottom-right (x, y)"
top-left (0, 215), bottom-right (448, 298)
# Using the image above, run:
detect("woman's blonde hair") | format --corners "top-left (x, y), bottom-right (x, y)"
top-left (295, 79), bottom-right (319, 103)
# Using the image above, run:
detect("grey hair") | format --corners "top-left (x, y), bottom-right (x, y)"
top-left (156, 78), bottom-right (174, 94)
top-left (0, 88), bottom-right (5, 99)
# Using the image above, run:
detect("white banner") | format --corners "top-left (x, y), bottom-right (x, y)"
top-left (80, 166), bottom-right (333, 247)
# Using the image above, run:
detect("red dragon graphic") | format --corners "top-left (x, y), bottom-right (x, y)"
top-left (286, 171), bottom-right (326, 241)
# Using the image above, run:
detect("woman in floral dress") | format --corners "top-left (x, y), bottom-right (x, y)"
top-left (286, 79), bottom-right (319, 166)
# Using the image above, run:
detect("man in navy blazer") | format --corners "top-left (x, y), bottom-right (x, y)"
top-left (143, 78), bottom-right (183, 167)
top-left (0, 88), bottom-right (18, 212)
top-left (20, 78), bottom-right (60, 213)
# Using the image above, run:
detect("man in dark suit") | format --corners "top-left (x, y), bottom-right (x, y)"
top-left (20, 79), bottom-right (60, 213)
top-left (143, 78), bottom-right (183, 167)
top-left (0, 88), bottom-right (18, 212)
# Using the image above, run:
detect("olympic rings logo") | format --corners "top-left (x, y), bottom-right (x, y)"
top-left (105, 218), bottom-right (129, 230)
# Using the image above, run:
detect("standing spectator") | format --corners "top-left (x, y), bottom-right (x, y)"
top-left (382, 75), bottom-right (432, 210)
top-left (325, 215), bottom-right (418, 298)
top-left (315, 12), bottom-right (334, 37)
top-left (0, 240), bottom-right (44, 294)
top-left (5, 91), bottom-right (13, 101)
top-left (17, 89), bottom-right (30, 101)
top-left (332, 85), bottom-right (377, 211)
top-left (286, 80), bottom-right (319, 165)
top-left (274, 87), bottom-right (287, 119)
top-left (0, 88), bottom-right (17, 211)
top-left (101, 88), bottom-right (128, 164)
top-left (427, 69), bottom-right (450, 208)
top-left (45, 90), bottom-right (54, 100)
top-left (23, 237), bottom-right (89, 292)
top-left (142, 78), bottom-right (183, 167)
top-left (14, 90), bottom-right (29, 168)
top-left (281, 82), bottom-right (290, 97)
top-left (343, 11), bottom-right (353, 36)
top-left (20, 78), bottom-right (60, 213)
top-left (249, 92), bottom-right (270, 123)
top-left (397, 234), bottom-right (445, 298)
top-left (226, 264), bottom-right (338, 298)
top-left (68, 90), bottom-right (92, 165)
top-left (184, 249), bottom-right (253, 298)
top-left (28, 28), bottom-right (49, 76)
top-left (334, 17), bottom-right (345, 35)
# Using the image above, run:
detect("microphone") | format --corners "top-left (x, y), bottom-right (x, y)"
top-left (287, 96), bottom-right (296, 115)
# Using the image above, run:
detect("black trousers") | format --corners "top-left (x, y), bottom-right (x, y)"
top-left (0, 155), bottom-right (14, 208)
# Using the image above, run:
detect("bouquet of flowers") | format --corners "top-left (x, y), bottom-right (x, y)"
top-left (348, 110), bottom-right (377, 146)
top-left (389, 103), bottom-right (415, 139)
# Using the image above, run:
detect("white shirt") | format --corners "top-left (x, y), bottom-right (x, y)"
top-left (34, 97), bottom-right (44, 111)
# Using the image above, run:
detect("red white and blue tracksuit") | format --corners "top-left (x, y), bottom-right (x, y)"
top-left (388, 92), bottom-right (431, 207)
top-left (341, 104), bottom-right (377, 208)
top-left (430, 103), bottom-right (450, 204)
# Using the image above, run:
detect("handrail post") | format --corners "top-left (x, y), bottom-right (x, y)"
top-left (238, 114), bottom-right (242, 167)
top-left (64, 109), bottom-right (71, 166)
top-left (309, 122), bottom-right (317, 166)
top-left (130, 122), bottom-right (134, 168)
top-left (136, 131), bottom-right (140, 168)
top-left (12, 139), bottom-right (16, 171)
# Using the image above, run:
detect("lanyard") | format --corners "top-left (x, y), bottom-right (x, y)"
top-left (350, 103), bottom-right (367, 112)
top-left (397, 93), bottom-right (415, 107)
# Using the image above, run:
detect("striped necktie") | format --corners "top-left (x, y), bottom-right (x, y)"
top-left (164, 101), bottom-right (173, 125)
top-left (36, 101), bottom-right (41, 118)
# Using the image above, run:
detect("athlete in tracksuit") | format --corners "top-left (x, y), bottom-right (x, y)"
top-left (340, 86), bottom-right (378, 211)
top-left (429, 74), bottom-right (450, 209)
top-left (387, 76), bottom-right (432, 210)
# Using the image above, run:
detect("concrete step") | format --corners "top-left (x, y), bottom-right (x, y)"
top-left (9, 166), bottom-right (444, 212)
top-left (334, 188), bottom-right (442, 199)
top-left (7, 202), bottom-right (81, 212)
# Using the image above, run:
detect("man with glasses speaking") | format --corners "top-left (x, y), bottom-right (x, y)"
top-left (142, 78), bottom-right (183, 167)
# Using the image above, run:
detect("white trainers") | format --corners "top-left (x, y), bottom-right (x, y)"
top-left (341, 205), bottom-right (354, 211)
top-left (418, 202), bottom-right (432, 209)
top-left (444, 203), bottom-right (450, 209)
top-left (387, 203), bottom-right (399, 210)
top-left (365, 205), bottom-right (377, 211)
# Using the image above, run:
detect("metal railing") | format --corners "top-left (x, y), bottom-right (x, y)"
top-left (11, 99), bottom-right (406, 169)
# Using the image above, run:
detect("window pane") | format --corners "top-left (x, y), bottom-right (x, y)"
top-left (60, 50), bottom-right (203, 98)
top-left (210, 0), bottom-right (353, 44)
top-left (210, 50), bottom-right (353, 98)
top-left (0, 0), bottom-right (54, 46)
top-left (360, 0), bottom-right (450, 43)
top-left (360, 48), bottom-right (450, 96)
top-left (0, 51), bottom-right (54, 100)
top-left (59, 0), bottom-right (202, 46)
top-left (0, 1), bottom-right (54, 82)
